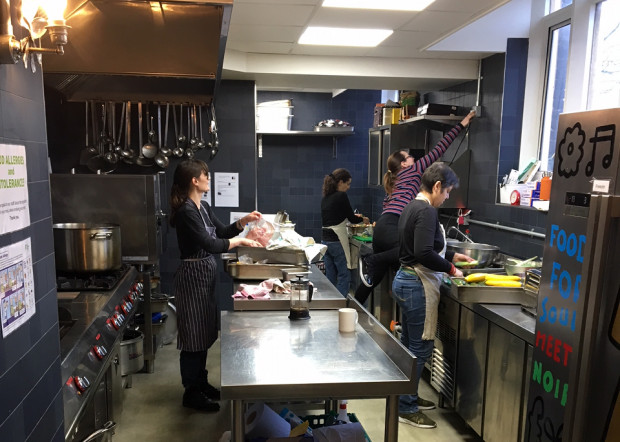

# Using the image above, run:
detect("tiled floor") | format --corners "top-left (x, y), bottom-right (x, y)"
top-left (114, 338), bottom-right (482, 442)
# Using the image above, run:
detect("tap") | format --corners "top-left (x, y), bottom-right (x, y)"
top-left (447, 226), bottom-right (474, 243)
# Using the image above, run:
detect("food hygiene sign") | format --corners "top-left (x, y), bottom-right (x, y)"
top-left (0, 144), bottom-right (29, 235)
top-left (1, 238), bottom-right (35, 338)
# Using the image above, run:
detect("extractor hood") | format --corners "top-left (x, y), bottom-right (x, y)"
top-left (42, 0), bottom-right (232, 104)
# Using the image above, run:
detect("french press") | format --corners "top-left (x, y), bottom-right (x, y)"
top-left (289, 275), bottom-right (314, 320)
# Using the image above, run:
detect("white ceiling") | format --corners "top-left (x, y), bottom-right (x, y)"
top-left (222, 0), bottom-right (531, 91)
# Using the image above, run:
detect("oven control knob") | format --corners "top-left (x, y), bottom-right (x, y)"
top-left (74, 376), bottom-right (90, 393)
top-left (93, 345), bottom-right (107, 359)
top-left (121, 302), bottom-right (131, 315)
top-left (107, 317), bottom-right (119, 330)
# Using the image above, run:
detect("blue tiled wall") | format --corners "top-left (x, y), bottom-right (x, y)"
top-left (0, 3), bottom-right (64, 440)
top-left (426, 48), bottom-right (546, 259)
top-left (256, 90), bottom-right (381, 239)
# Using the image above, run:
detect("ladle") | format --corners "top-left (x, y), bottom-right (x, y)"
top-left (185, 106), bottom-right (194, 158)
top-left (103, 102), bottom-right (119, 165)
top-left (177, 103), bottom-right (187, 145)
top-left (114, 103), bottom-right (126, 154)
top-left (154, 104), bottom-right (169, 168)
top-left (160, 103), bottom-right (172, 157)
top-left (197, 105), bottom-right (206, 149)
top-left (120, 102), bottom-right (136, 163)
top-left (172, 104), bottom-right (184, 157)
top-left (189, 105), bottom-right (198, 150)
top-left (79, 101), bottom-right (98, 164)
top-left (147, 104), bottom-right (156, 142)
top-left (136, 103), bottom-right (154, 167)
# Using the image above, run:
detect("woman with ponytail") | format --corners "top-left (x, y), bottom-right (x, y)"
top-left (170, 159), bottom-right (261, 413)
top-left (354, 111), bottom-right (475, 305)
top-left (321, 168), bottom-right (367, 295)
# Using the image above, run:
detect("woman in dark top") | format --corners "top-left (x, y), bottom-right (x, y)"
top-left (321, 168), bottom-right (368, 296)
top-left (355, 111), bottom-right (475, 305)
top-left (170, 160), bottom-right (261, 412)
top-left (394, 163), bottom-right (473, 429)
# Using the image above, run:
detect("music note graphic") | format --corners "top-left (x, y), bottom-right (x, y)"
top-left (586, 125), bottom-right (616, 177)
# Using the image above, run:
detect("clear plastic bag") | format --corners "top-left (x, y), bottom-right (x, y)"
top-left (245, 218), bottom-right (274, 247)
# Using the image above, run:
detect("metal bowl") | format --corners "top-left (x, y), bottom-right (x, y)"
top-left (447, 242), bottom-right (500, 268)
top-left (504, 261), bottom-right (542, 278)
top-left (346, 223), bottom-right (372, 236)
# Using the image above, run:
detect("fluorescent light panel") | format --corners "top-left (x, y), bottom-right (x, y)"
top-left (299, 27), bottom-right (393, 47)
top-left (322, 0), bottom-right (435, 11)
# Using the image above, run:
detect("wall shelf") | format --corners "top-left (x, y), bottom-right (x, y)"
top-left (256, 131), bottom-right (355, 158)
top-left (399, 114), bottom-right (463, 131)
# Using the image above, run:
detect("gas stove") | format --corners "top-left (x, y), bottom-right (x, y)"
top-left (58, 266), bottom-right (141, 441)
top-left (56, 264), bottom-right (133, 292)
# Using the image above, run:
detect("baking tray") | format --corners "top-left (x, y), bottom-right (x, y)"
top-left (313, 126), bottom-right (355, 132)
top-left (227, 262), bottom-right (308, 280)
top-left (449, 278), bottom-right (526, 304)
top-left (236, 246), bottom-right (312, 265)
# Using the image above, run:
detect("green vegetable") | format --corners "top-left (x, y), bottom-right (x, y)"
top-left (455, 260), bottom-right (479, 268)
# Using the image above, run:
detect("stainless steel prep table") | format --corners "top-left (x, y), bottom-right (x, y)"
top-left (220, 303), bottom-right (417, 442)
top-left (472, 303), bottom-right (535, 345)
top-left (232, 264), bottom-right (347, 311)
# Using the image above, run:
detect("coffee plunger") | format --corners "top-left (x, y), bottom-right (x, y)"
top-left (289, 275), bottom-right (313, 320)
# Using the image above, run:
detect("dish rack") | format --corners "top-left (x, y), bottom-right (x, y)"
top-left (522, 269), bottom-right (541, 312)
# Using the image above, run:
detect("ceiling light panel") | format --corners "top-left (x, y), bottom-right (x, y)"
top-left (299, 27), bottom-right (393, 47)
top-left (322, 0), bottom-right (436, 11)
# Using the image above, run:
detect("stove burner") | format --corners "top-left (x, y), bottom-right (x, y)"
top-left (57, 264), bottom-right (132, 292)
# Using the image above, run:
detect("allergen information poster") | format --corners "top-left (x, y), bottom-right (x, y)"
top-left (214, 172), bottom-right (239, 207)
top-left (0, 144), bottom-right (30, 234)
top-left (0, 238), bottom-right (35, 338)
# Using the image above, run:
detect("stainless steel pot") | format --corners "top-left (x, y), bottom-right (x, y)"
top-left (447, 242), bottom-right (500, 268)
top-left (120, 329), bottom-right (144, 376)
top-left (53, 223), bottom-right (121, 272)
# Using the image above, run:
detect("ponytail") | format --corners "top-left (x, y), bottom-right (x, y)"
top-left (384, 151), bottom-right (407, 195)
top-left (170, 159), bottom-right (209, 227)
top-left (323, 168), bottom-right (352, 196)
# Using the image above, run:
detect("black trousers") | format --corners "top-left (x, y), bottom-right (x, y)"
top-left (180, 350), bottom-right (209, 390)
top-left (354, 213), bottom-right (401, 305)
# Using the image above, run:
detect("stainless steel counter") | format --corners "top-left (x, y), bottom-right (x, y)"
top-left (473, 303), bottom-right (536, 345)
top-left (232, 264), bottom-right (346, 311)
top-left (221, 300), bottom-right (416, 442)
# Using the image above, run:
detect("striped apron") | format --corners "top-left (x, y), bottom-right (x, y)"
top-left (173, 202), bottom-right (219, 352)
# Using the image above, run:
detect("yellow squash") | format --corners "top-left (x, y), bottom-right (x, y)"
top-left (485, 275), bottom-right (521, 282)
top-left (485, 280), bottom-right (522, 287)
top-left (464, 273), bottom-right (488, 283)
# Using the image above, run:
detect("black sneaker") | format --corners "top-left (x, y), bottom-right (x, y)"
top-left (183, 388), bottom-right (220, 413)
top-left (398, 411), bottom-right (436, 429)
top-left (200, 382), bottom-right (221, 401)
top-left (360, 255), bottom-right (374, 288)
top-left (417, 397), bottom-right (436, 410)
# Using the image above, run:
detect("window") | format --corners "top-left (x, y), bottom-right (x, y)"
top-left (588, 0), bottom-right (620, 110)
top-left (539, 22), bottom-right (571, 171)
top-left (546, 0), bottom-right (572, 15)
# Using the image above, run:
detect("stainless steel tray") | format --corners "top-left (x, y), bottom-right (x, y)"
top-left (236, 246), bottom-right (311, 265)
top-left (227, 262), bottom-right (308, 280)
top-left (449, 278), bottom-right (526, 304)
top-left (313, 126), bottom-right (355, 132)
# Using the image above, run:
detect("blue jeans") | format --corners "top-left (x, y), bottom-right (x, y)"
top-left (321, 240), bottom-right (350, 296)
top-left (392, 269), bottom-right (435, 414)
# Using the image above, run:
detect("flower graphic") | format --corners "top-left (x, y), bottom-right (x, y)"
top-left (557, 123), bottom-right (586, 178)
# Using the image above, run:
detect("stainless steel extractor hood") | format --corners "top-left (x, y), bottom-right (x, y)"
top-left (42, 0), bottom-right (231, 103)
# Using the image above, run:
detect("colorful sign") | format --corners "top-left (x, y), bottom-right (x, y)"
top-left (0, 144), bottom-right (30, 234)
top-left (0, 238), bottom-right (35, 338)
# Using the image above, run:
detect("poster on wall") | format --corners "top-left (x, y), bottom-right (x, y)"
top-left (0, 238), bottom-right (35, 338)
top-left (214, 172), bottom-right (239, 207)
top-left (0, 144), bottom-right (30, 235)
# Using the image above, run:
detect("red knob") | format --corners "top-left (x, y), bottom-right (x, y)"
top-left (74, 376), bottom-right (90, 392)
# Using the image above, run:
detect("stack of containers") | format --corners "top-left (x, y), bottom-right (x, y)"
top-left (257, 99), bottom-right (294, 132)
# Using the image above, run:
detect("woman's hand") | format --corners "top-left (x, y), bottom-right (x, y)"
top-left (240, 211), bottom-right (262, 226)
top-left (452, 268), bottom-right (464, 278)
top-left (362, 217), bottom-right (370, 224)
top-left (228, 237), bottom-right (262, 250)
top-left (453, 253), bottom-right (475, 264)
top-left (461, 110), bottom-right (476, 127)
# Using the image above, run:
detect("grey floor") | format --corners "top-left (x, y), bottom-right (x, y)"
top-left (114, 338), bottom-right (483, 442)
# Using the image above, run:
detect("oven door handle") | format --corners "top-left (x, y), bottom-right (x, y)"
top-left (79, 421), bottom-right (116, 442)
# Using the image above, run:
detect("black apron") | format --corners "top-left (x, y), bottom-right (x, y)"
top-left (174, 201), bottom-right (219, 352)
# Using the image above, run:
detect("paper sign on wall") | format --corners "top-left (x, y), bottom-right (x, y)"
top-left (1, 238), bottom-right (35, 338)
top-left (214, 173), bottom-right (239, 207)
top-left (0, 144), bottom-right (30, 235)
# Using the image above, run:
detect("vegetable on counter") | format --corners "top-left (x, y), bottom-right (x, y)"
top-left (485, 280), bottom-right (522, 288)
top-left (455, 260), bottom-right (479, 268)
top-left (485, 275), bottom-right (521, 282)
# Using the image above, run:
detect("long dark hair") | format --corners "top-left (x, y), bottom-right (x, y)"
top-left (323, 168), bottom-right (352, 197)
top-left (384, 151), bottom-right (407, 195)
top-left (170, 159), bottom-right (209, 227)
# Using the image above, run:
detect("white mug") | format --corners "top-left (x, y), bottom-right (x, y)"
top-left (339, 308), bottom-right (358, 333)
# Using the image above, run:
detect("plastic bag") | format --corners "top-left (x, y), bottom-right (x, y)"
top-left (245, 218), bottom-right (274, 247)
top-left (238, 254), bottom-right (254, 265)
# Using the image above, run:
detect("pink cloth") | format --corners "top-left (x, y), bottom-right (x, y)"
top-left (233, 284), bottom-right (271, 299)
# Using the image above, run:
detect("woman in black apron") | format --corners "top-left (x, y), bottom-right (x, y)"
top-left (170, 160), bottom-right (261, 412)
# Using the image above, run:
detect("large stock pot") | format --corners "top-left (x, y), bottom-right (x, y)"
top-left (53, 223), bottom-right (122, 272)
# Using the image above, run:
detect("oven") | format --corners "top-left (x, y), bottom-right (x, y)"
top-left (58, 266), bottom-right (141, 441)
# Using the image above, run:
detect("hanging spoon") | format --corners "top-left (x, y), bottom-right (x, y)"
top-left (79, 101), bottom-right (98, 165)
top-left (197, 105), bottom-right (206, 149)
top-left (160, 103), bottom-right (172, 157)
top-left (121, 102), bottom-right (136, 163)
top-left (172, 104), bottom-right (184, 157)
top-left (177, 103), bottom-right (187, 146)
top-left (189, 105), bottom-right (198, 150)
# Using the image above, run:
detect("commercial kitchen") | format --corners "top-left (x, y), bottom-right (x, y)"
top-left (1, 0), bottom-right (619, 441)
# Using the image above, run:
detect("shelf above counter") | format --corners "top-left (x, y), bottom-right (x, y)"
top-left (256, 130), bottom-right (355, 158)
top-left (399, 114), bottom-right (463, 131)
